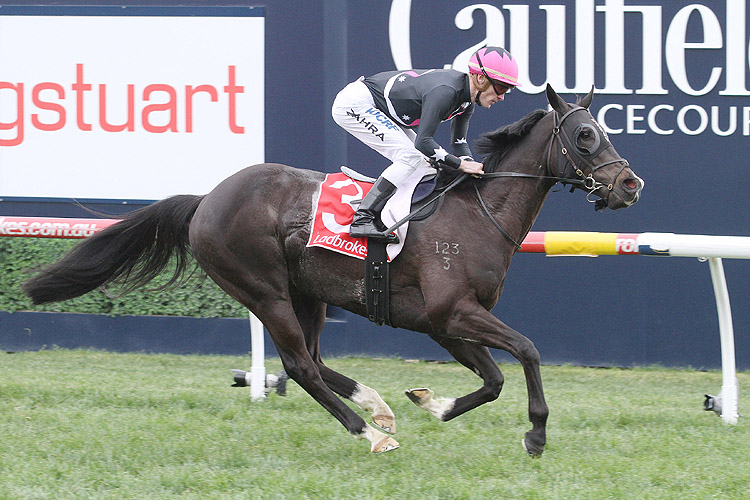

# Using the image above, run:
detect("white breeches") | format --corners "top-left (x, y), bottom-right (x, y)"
top-left (331, 79), bottom-right (431, 187)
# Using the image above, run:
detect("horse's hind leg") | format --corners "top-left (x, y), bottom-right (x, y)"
top-left (406, 338), bottom-right (503, 423)
top-left (194, 257), bottom-right (397, 452)
top-left (252, 299), bottom-right (398, 453)
top-left (291, 291), bottom-right (396, 434)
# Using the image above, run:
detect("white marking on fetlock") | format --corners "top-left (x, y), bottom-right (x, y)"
top-left (356, 425), bottom-right (400, 453)
top-left (405, 387), bottom-right (455, 421)
top-left (351, 383), bottom-right (396, 434)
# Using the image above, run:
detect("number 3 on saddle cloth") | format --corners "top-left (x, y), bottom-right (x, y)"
top-left (306, 164), bottom-right (438, 262)
top-left (306, 165), bottom-right (439, 326)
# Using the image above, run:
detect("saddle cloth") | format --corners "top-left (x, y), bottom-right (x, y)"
top-left (306, 164), bottom-right (436, 261)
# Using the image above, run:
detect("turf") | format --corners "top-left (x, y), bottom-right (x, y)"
top-left (1, 350), bottom-right (748, 500)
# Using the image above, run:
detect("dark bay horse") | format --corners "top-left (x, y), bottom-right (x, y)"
top-left (23, 85), bottom-right (643, 456)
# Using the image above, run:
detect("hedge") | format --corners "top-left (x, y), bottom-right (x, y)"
top-left (0, 238), bottom-right (247, 318)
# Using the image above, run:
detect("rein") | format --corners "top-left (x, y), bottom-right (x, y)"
top-left (383, 171), bottom-right (469, 235)
top-left (473, 181), bottom-right (523, 249)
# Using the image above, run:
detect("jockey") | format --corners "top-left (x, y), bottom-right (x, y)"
top-left (332, 46), bottom-right (520, 242)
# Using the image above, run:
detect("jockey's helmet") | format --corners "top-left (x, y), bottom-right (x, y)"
top-left (468, 47), bottom-right (520, 88)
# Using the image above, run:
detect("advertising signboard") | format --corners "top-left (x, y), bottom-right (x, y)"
top-left (0, 6), bottom-right (264, 201)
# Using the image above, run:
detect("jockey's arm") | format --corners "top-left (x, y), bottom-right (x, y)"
top-left (450, 103), bottom-right (475, 160)
top-left (413, 88), bottom-right (464, 169)
top-left (450, 105), bottom-right (483, 174)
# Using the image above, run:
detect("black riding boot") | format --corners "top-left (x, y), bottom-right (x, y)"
top-left (350, 177), bottom-right (399, 243)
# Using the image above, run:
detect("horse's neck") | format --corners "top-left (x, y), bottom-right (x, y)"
top-left (483, 130), bottom-right (556, 242)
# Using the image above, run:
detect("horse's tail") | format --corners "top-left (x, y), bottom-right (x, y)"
top-left (23, 194), bottom-right (205, 305)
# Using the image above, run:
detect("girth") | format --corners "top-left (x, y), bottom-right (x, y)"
top-left (364, 239), bottom-right (390, 326)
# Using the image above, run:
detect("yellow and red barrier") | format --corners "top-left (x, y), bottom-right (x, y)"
top-left (3, 218), bottom-right (750, 261)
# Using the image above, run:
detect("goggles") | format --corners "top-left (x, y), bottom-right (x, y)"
top-left (475, 51), bottom-right (513, 96)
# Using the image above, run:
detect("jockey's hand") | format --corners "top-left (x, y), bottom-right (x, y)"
top-left (459, 159), bottom-right (485, 176)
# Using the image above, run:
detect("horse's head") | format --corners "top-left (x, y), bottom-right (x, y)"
top-left (546, 84), bottom-right (643, 210)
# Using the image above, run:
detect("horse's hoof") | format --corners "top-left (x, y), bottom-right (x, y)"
top-left (373, 414), bottom-right (396, 434)
top-left (522, 437), bottom-right (544, 457)
top-left (404, 388), bottom-right (455, 421)
top-left (405, 387), bottom-right (433, 405)
top-left (372, 436), bottom-right (400, 453)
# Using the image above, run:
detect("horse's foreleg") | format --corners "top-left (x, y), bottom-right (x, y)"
top-left (406, 338), bottom-right (504, 422)
top-left (292, 292), bottom-right (396, 434)
top-left (465, 311), bottom-right (546, 456)
top-left (433, 304), bottom-right (548, 456)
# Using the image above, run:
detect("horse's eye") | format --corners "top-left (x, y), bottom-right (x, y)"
top-left (575, 125), bottom-right (599, 154)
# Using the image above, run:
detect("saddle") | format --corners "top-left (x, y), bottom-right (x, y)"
top-left (341, 165), bottom-right (467, 326)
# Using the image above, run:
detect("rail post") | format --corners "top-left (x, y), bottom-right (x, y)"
top-left (708, 258), bottom-right (739, 424)
top-left (249, 312), bottom-right (267, 402)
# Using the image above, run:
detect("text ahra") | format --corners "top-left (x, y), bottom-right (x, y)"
top-left (346, 107), bottom-right (400, 141)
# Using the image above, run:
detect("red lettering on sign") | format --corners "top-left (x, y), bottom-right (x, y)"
top-left (0, 82), bottom-right (23, 146)
top-left (224, 65), bottom-right (244, 134)
top-left (99, 84), bottom-right (135, 132)
top-left (0, 63), bottom-right (248, 146)
top-left (32, 83), bottom-right (66, 131)
top-left (72, 63), bottom-right (92, 131)
top-left (186, 84), bottom-right (219, 133)
top-left (142, 84), bottom-right (179, 133)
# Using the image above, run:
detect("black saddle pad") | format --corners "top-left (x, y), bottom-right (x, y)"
top-left (412, 174), bottom-right (437, 204)
top-left (407, 168), bottom-right (461, 222)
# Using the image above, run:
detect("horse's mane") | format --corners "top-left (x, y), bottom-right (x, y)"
top-left (475, 109), bottom-right (548, 172)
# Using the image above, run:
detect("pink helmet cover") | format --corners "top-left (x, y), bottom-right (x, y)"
top-left (468, 47), bottom-right (520, 87)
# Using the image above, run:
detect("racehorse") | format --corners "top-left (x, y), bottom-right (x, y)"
top-left (23, 85), bottom-right (643, 456)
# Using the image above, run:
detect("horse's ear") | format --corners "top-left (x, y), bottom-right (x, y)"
top-left (579, 85), bottom-right (595, 109)
top-left (546, 84), bottom-right (567, 114)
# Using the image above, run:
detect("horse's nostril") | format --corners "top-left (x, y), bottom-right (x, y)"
top-left (624, 178), bottom-right (638, 190)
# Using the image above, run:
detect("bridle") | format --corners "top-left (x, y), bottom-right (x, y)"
top-left (547, 106), bottom-right (630, 202)
top-left (476, 105), bottom-right (631, 248)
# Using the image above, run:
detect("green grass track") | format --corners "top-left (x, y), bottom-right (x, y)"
top-left (1, 350), bottom-right (748, 499)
